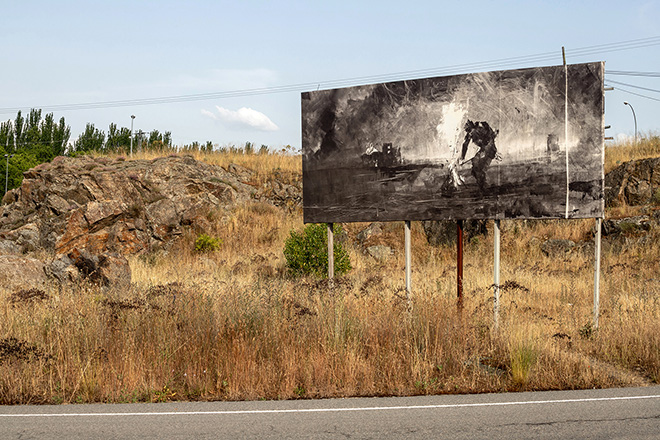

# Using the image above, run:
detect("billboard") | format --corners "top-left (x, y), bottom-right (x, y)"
top-left (302, 62), bottom-right (604, 223)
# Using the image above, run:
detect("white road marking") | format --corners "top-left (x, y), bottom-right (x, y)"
top-left (1, 394), bottom-right (658, 418)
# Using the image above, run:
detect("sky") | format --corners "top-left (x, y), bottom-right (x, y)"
top-left (1, 1), bottom-right (659, 151)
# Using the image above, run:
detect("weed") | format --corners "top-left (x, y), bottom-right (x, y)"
top-left (579, 322), bottom-right (594, 339)
top-left (293, 385), bottom-right (306, 398)
top-left (195, 233), bottom-right (222, 252)
top-left (509, 342), bottom-right (538, 389)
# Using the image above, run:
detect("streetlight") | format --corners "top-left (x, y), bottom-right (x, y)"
top-left (130, 115), bottom-right (136, 156)
top-left (623, 102), bottom-right (637, 145)
top-left (4, 153), bottom-right (14, 195)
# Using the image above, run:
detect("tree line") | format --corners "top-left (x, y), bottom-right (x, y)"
top-left (0, 109), bottom-right (283, 194)
top-left (0, 109), bottom-right (174, 192)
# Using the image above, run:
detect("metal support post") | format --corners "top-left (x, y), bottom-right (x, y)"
top-left (594, 217), bottom-right (602, 329)
top-left (457, 220), bottom-right (464, 310)
top-left (405, 220), bottom-right (412, 306)
top-left (327, 223), bottom-right (334, 280)
top-left (493, 219), bottom-right (501, 329)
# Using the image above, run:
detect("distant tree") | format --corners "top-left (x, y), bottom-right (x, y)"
top-left (0, 121), bottom-right (11, 153)
top-left (51, 117), bottom-right (71, 157)
top-left (12, 111), bottom-right (24, 153)
top-left (0, 109), bottom-right (71, 193)
top-left (148, 129), bottom-right (162, 147)
top-left (244, 141), bottom-right (254, 155)
top-left (74, 123), bottom-right (105, 153)
top-left (106, 123), bottom-right (132, 153)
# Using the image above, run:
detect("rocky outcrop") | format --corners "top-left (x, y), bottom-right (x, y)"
top-left (605, 157), bottom-right (660, 207)
top-left (47, 249), bottom-right (132, 289)
top-left (0, 155), bottom-right (301, 257)
top-left (0, 255), bottom-right (48, 291)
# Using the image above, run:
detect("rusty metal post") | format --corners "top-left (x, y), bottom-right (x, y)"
top-left (457, 220), bottom-right (464, 310)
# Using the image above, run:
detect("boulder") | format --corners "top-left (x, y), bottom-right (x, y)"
top-left (366, 245), bottom-right (393, 262)
top-left (605, 157), bottom-right (660, 207)
top-left (0, 255), bottom-right (48, 291)
top-left (47, 249), bottom-right (131, 289)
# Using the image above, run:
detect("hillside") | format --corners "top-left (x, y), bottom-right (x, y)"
top-left (0, 138), bottom-right (658, 404)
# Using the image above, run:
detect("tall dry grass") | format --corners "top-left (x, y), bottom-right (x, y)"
top-left (605, 133), bottom-right (660, 173)
top-left (0, 139), bottom-right (658, 404)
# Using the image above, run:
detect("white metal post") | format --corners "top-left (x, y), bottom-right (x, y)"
top-left (594, 217), bottom-right (602, 329)
top-left (327, 223), bottom-right (334, 280)
top-left (405, 220), bottom-right (412, 302)
top-left (493, 219), bottom-right (501, 329)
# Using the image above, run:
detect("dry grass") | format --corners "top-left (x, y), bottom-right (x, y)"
top-left (0, 139), bottom-right (658, 404)
top-left (605, 133), bottom-right (660, 173)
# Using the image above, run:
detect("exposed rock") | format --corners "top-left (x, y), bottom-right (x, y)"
top-left (0, 240), bottom-right (21, 255)
top-left (252, 168), bottom-right (303, 212)
top-left (366, 245), bottom-right (393, 262)
top-left (605, 157), bottom-right (660, 207)
top-left (46, 249), bottom-right (131, 289)
top-left (422, 220), bottom-right (488, 247)
top-left (602, 215), bottom-right (653, 237)
top-left (357, 222), bottom-right (383, 243)
top-left (0, 155), bottom-right (300, 257)
top-left (541, 239), bottom-right (575, 257)
top-left (0, 255), bottom-right (48, 291)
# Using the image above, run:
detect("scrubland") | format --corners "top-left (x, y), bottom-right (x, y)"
top-left (0, 137), bottom-right (658, 404)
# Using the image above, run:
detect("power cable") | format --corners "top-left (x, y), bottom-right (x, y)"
top-left (606, 70), bottom-right (660, 77)
top-left (605, 83), bottom-right (660, 102)
top-left (605, 79), bottom-right (660, 94)
top-left (1, 35), bottom-right (659, 115)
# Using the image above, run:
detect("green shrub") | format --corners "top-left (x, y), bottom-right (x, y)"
top-left (283, 223), bottom-right (351, 278)
top-left (195, 233), bottom-right (222, 252)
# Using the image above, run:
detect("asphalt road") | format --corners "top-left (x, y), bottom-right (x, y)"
top-left (1, 386), bottom-right (658, 439)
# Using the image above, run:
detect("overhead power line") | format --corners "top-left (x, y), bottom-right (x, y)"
top-left (606, 70), bottom-right (660, 77)
top-left (1, 35), bottom-right (659, 115)
top-left (605, 79), bottom-right (660, 94)
top-left (605, 83), bottom-right (660, 102)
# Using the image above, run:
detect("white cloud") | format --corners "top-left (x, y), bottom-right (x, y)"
top-left (202, 106), bottom-right (279, 132)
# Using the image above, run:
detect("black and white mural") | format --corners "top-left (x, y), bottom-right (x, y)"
top-left (302, 62), bottom-right (604, 223)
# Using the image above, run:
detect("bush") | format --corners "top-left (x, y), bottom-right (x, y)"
top-left (283, 223), bottom-right (351, 278)
top-left (195, 233), bottom-right (222, 252)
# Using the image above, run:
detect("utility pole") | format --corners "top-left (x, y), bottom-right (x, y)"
top-left (130, 115), bottom-right (136, 156)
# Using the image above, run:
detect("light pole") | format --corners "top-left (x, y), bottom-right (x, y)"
top-left (623, 102), bottom-right (637, 145)
top-left (130, 115), bottom-right (136, 156)
top-left (4, 153), bottom-right (14, 195)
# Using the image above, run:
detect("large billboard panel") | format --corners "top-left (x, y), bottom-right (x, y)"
top-left (302, 62), bottom-right (604, 223)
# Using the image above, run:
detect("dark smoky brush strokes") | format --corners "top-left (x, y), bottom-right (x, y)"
top-left (302, 63), bottom-right (604, 223)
